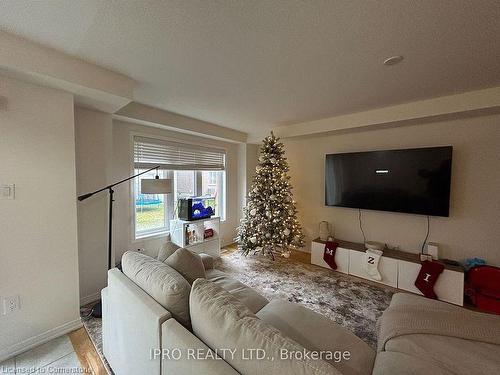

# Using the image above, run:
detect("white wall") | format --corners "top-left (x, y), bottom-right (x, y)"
top-left (283, 114), bottom-right (500, 266)
top-left (111, 120), bottom-right (241, 259)
top-left (245, 143), bottom-right (259, 193)
top-left (0, 30), bottom-right (135, 113)
top-left (237, 143), bottom-right (260, 221)
top-left (74, 107), bottom-right (113, 305)
top-left (0, 75), bottom-right (80, 361)
top-left (74, 110), bottom-right (245, 302)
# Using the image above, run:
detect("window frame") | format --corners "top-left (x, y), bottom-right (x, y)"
top-left (133, 169), bottom-right (172, 240)
top-left (130, 132), bottom-right (227, 242)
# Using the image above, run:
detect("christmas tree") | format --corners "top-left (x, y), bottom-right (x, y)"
top-left (237, 132), bottom-right (305, 258)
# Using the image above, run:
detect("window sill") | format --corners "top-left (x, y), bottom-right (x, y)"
top-left (134, 230), bottom-right (170, 243)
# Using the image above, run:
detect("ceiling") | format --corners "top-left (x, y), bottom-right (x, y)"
top-left (1, 0), bottom-right (500, 136)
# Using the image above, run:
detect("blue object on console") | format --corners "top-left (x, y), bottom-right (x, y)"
top-left (178, 196), bottom-right (215, 221)
top-left (465, 257), bottom-right (487, 271)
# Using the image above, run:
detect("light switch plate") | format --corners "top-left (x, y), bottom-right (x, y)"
top-left (0, 184), bottom-right (15, 199)
top-left (2, 295), bottom-right (20, 315)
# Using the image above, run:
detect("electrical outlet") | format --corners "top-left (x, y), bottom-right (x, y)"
top-left (2, 295), bottom-right (20, 315)
top-left (0, 184), bottom-right (15, 200)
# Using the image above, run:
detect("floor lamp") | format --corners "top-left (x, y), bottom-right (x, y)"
top-left (78, 165), bottom-right (172, 317)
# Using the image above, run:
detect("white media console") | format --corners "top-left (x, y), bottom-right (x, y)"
top-left (311, 238), bottom-right (464, 306)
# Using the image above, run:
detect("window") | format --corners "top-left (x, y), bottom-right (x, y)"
top-left (173, 170), bottom-right (225, 219)
top-left (134, 169), bottom-right (172, 238)
top-left (133, 137), bottom-right (226, 239)
top-left (200, 171), bottom-right (225, 218)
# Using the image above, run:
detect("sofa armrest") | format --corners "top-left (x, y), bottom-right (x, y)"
top-left (199, 253), bottom-right (215, 270)
top-left (161, 319), bottom-right (239, 375)
top-left (103, 268), bottom-right (171, 375)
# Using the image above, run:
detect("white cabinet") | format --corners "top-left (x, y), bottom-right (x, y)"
top-left (170, 216), bottom-right (221, 258)
top-left (311, 241), bottom-right (349, 274)
top-left (349, 250), bottom-right (398, 288)
top-left (397, 260), bottom-right (464, 306)
top-left (310, 238), bottom-right (464, 305)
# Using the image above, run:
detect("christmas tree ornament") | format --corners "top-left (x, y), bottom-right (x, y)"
top-left (236, 132), bottom-right (305, 258)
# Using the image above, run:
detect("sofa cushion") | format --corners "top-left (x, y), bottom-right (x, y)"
top-left (389, 292), bottom-right (458, 311)
top-left (382, 292), bottom-right (500, 374)
top-left (165, 248), bottom-right (206, 284)
top-left (205, 269), bottom-right (268, 313)
top-left (122, 251), bottom-right (191, 328)
top-left (257, 299), bottom-right (375, 375)
top-left (372, 351), bottom-right (453, 375)
top-left (190, 278), bottom-right (341, 375)
top-left (199, 253), bottom-right (215, 270)
top-left (157, 235), bottom-right (180, 262)
top-left (384, 334), bottom-right (500, 375)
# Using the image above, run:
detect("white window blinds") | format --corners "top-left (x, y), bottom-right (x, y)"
top-left (134, 136), bottom-right (226, 171)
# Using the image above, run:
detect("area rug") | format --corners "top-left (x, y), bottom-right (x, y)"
top-left (80, 306), bottom-right (114, 375)
top-left (82, 250), bottom-right (394, 372)
top-left (215, 251), bottom-right (394, 348)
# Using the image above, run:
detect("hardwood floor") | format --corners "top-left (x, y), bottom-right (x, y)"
top-left (69, 327), bottom-right (107, 375)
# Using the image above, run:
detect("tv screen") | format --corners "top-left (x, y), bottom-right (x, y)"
top-left (325, 147), bottom-right (452, 217)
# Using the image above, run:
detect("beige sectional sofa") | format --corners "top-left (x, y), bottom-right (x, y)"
top-left (374, 293), bottom-right (500, 374)
top-left (102, 248), bottom-right (500, 375)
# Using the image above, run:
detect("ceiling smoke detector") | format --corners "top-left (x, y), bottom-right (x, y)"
top-left (383, 55), bottom-right (404, 66)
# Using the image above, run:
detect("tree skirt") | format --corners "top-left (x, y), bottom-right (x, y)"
top-left (81, 251), bottom-right (394, 372)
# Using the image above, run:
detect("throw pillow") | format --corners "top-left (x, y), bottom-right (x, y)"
top-left (165, 248), bottom-right (206, 284)
top-left (122, 251), bottom-right (191, 328)
top-left (189, 278), bottom-right (341, 375)
top-left (157, 234), bottom-right (180, 261)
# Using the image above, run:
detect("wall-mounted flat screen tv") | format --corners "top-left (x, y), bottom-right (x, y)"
top-left (325, 146), bottom-right (453, 217)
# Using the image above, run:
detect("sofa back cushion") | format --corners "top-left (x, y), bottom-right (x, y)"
top-left (190, 278), bottom-right (341, 375)
top-left (165, 248), bottom-right (206, 284)
top-left (122, 251), bottom-right (191, 328)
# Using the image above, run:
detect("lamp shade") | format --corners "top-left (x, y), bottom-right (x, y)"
top-left (141, 178), bottom-right (173, 194)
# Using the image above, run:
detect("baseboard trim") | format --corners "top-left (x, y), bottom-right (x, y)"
top-left (0, 318), bottom-right (83, 362)
top-left (80, 291), bottom-right (101, 306)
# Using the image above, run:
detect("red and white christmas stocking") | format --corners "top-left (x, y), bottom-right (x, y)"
top-left (415, 260), bottom-right (445, 299)
top-left (323, 241), bottom-right (338, 269)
